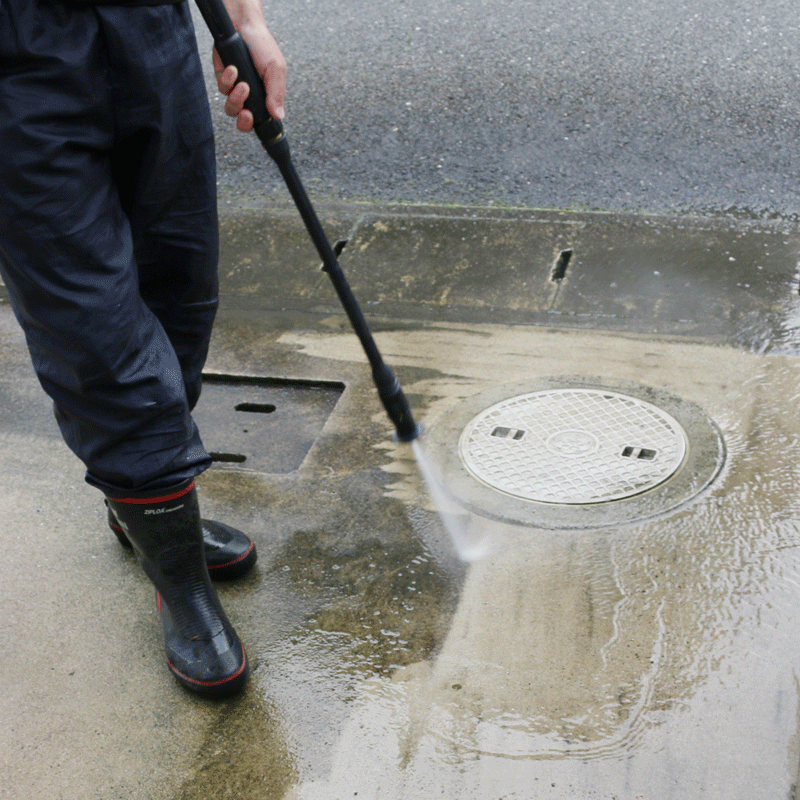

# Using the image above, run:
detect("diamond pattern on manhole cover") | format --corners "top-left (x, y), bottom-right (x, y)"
top-left (458, 389), bottom-right (688, 505)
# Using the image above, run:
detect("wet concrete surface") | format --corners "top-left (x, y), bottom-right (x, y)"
top-left (3, 203), bottom-right (800, 798)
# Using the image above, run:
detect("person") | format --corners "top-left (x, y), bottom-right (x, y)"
top-left (0, 0), bottom-right (286, 698)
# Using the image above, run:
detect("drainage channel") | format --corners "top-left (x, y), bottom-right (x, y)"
top-left (424, 377), bottom-right (725, 530)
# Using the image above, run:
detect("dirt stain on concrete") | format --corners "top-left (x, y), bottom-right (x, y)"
top-left (271, 525), bottom-right (460, 677)
top-left (173, 691), bottom-right (296, 800)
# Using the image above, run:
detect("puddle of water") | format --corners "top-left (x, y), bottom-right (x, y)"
top-left (260, 525), bottom-right (462, 785)
top-left (268, 527), bottom-right (458, 676)
top-left (175, 691), bottom-right (297, 800)
top-left (280, 500), bottom-right (800, 799)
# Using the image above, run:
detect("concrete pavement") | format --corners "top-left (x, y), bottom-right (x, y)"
top-left (2, 200), bottom-right (800, 798)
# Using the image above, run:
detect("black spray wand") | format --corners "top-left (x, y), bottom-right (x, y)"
top-left (194, 0), bottom-right (420, 442)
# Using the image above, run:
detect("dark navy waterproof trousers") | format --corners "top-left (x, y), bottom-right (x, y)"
top-left (0, 0), bottom-right (218, 496)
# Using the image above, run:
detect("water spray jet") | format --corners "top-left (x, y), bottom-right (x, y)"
top-left (196, 0), bottom-right (421, 443)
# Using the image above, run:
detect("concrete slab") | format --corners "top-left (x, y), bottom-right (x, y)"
top-left (217, 206), bottom-right (356, 314)
top-left (193, 374), bottom-right (344, 473)
top-left (2, 204), bottom-right (800, 799)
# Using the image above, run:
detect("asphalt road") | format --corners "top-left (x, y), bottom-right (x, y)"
top-left (192, 0), bottom-right (800, 218)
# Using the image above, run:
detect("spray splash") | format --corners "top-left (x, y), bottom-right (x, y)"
top-left (411, 438), bottom-right (491, 562)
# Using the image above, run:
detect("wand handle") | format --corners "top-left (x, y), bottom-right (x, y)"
top-left (194, 0), bottom-right (285, 148)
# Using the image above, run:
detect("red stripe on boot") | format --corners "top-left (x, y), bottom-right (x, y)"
top-left (107, 481), bottom-right (195, 505)
top-left (166, 643), bottom-right (247, 687)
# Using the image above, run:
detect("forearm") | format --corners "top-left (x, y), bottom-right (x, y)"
top-left (220, 0), bottom-right (267, 32)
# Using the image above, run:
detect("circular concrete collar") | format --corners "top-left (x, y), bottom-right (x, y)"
top-left (423, 376), bottom-right (725, 530)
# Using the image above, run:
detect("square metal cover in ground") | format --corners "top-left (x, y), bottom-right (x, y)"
top-left (193, 373), bottom-right (344, 473)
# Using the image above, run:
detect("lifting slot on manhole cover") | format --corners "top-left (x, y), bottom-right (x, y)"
top-left (622, 446), bottom-right (657, 460)
top-left (492, 426), bottom-right (526, 440)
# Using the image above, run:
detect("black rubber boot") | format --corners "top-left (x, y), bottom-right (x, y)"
top-left (106, 481), bottom-right (248, 698)
top-left (107, 504), bottom-right (257, 581)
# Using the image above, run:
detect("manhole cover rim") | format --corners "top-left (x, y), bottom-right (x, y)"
top-left (422, 376), bottom-right (726, 530)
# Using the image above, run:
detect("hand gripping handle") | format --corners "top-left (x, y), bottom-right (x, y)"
top-left (194, 0), bottom-right (285, 150)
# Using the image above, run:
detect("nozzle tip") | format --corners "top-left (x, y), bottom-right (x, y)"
top-left (393, 421), bottom-right (423, 443)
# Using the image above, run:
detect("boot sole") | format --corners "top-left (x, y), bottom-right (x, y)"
top-left (208, 540), bottom-right (257, 581)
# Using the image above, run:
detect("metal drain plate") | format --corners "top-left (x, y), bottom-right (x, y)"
top-left (459, 389), bottom-right (687, 505)
top-left (423, 377), bottom-right (726, 530)
top-left (193, 373), bottom-right (344, 473)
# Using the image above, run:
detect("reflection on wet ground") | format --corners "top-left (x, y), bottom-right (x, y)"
top-left (272, 527), bottom-right (459, 678)
top-left (236, 314), bottom-right (800, 797)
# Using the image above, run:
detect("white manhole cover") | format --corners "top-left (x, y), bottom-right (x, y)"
top-left (458, 389), bottom-right (688, 505)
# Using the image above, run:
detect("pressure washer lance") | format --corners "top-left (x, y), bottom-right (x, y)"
top-left (194, 0), bottom-right (420, 443)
